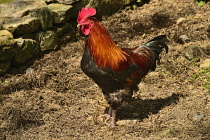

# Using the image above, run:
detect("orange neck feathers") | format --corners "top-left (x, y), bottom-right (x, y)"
top-left (86, 17), bottom-right (129, 71)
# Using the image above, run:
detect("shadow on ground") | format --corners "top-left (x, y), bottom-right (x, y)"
top-left (117, 93), bottom-right (183, 120)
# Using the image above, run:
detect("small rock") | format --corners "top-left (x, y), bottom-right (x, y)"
top-left (179, 35), bottom-right (191, 43)
top-left (3, 17), bottom-right (42, 36)
top-left (36, 30), bottom-right (59, 51)
top-left (0, 0), bottom-right (47, 24)
top-left (30, 7), bottom-right (53, 30)
top-left (0, 30), bottom-right (16, 61)
top-left (55, 23), bottom-right (74, 37)
top-left (176, 17), bottom-right (186, 25)
top-left (13, 38), bottom-right (40, 65)
top-left (47, 4), bottom-right (73, 24)
top-left (0, 30), bottom-right (15, 46)
top-left (200, 59), bottom-right (210, 68)
top-left (192, 114), bottom-right (204, 121)
top-left (26, 67), bottom-right (34, 74)
top-left (182, 46), bottom-right (200, 60)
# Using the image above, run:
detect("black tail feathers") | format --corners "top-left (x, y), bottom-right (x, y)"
top-left (145, 35), bottom-right (169, 53)
top-left (145, 35), bottom-right (169, 71)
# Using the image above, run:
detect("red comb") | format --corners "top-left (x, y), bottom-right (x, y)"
top-left (77, 7), bottom-right (96, 23)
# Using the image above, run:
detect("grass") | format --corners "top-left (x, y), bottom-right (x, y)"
top-left (196, 1), bottom-right (205, 7)
top-left (193, 68), bottom-right (210, 90)
top-left (0, 0), bottom-right (15, 4)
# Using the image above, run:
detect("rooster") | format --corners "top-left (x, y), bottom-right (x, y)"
top-left (77, 7), bottom-right (169, 127)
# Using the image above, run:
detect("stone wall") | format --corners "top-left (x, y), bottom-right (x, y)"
top-left (0, 0), bottom-right (140, 75)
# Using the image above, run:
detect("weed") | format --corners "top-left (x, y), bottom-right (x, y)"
top-left (0, 0), bottom-right (15, 4)
top-left (193, 68), bottom-right (210, 89)
top-left (196, 1), bottom-right (205, 7)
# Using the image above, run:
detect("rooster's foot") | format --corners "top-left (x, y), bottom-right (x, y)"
top-left (100, 114), bottom-right (115, 127)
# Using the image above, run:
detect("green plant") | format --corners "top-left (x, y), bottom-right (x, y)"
top-left (196, 1), bottom-right (205, 7)
top-left (193, 68), bottom-right (210, 90)
top-left (0, 0), bottom-right (15, 4)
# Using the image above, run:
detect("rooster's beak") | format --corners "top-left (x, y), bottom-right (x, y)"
top-left (77, 24), bottom-right (81, 29)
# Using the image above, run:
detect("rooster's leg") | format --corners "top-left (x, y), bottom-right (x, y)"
top-left (101, 106), bottom-right (116, 127)
top-left (108, 107), bottom-right (117, 127)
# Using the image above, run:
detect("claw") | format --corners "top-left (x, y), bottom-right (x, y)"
top-left (100, 107), bottom-right (117, 127)
top-left (106, 117), bottom-right (115, 127)
top-left (100, 114), bottom-right (111, 122)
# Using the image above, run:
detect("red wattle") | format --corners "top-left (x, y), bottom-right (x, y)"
top-left (81, 23), bottom-right (93, 35)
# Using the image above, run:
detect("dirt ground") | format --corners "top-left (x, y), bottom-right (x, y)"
top-left (0, 0), bottom-right (210, 139)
